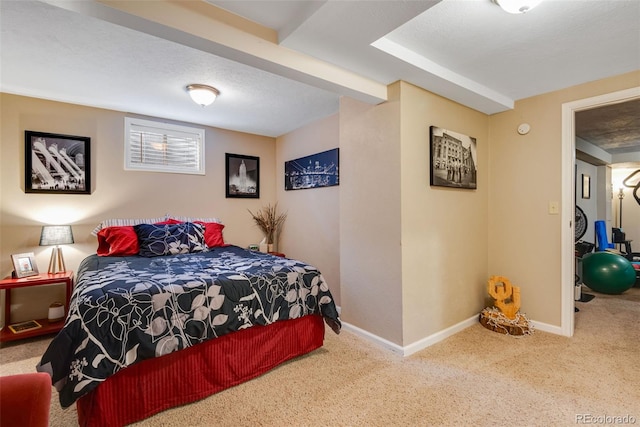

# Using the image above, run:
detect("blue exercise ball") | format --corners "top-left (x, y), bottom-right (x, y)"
top-left (582, 252), bottom-right (636, 294)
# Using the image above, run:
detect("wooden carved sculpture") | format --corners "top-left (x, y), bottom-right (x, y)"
top-left (487, 275), bottom-right (521, 320)
top-left (479, 275), bottom-right (532, 336)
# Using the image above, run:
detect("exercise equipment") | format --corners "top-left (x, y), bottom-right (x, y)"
top-left (581, 251), bottom-right (636, 294)
top-left (575, 206), bottom-right (587, 242)
top-left (594, 220), bottom-right (614, 252)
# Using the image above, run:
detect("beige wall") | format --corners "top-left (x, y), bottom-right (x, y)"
top-left (488, 71), bottom-right (640, 326)
top-left (339, 92), bottom-right (404, 344)
top-left (399, 82), bottom-right (489, 344)
top-left (1, 93), bottom-right (276, 323)
top-left (339, 81), bottom-right (490, 347)
top-left (276, 114), bottom-right (341, 306)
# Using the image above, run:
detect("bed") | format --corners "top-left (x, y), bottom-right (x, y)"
top-left (36, 219), bottom-right (341, 426)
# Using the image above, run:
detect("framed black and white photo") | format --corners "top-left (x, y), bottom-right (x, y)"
top-left (25, 131), bottom-right (91, 194)
top-left (225, 153), bottom-right (259, 198)
top-left (430, 126), bottom-right (477, 190)
top-left (582, 174), bottom-right (590, 199)
top-left (285, 148), bottom-right (339, 191)
top-left (11, 252), bottom-right (39, 278)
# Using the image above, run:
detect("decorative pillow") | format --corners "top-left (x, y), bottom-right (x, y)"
top-left (134, 222), bottom-right (207, 257)
top-left (96, 226), bottom-right (139, 257)
top-left (194, 221), bottom-right (226, 247)
top-left (155, 218), bottom-right (183, 225)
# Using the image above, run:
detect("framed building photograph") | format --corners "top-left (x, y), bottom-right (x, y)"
top-left (582, 174), bottom-right (590, 199)
top-left (25, 130), bottom-right (91, 194)
top-left (284, 148), bottom-right (339, 191)
top-left (430, 126), bottom-right (477, 190)
top-left (11, 252), bottom-right (39, 278)
top-left (225, 153), bottom-right (259, 198)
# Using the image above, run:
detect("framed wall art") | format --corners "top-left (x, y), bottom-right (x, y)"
top-left (284, 148), bottom-right (339, 191)
top-left (582, 174), bottom-right (590, 199)
top-left (11, 252), bottom-right (39, 278)
top-left (225, 153), bottom-right (259, 198)
top-left (430, 126), bottom-right (477, 190)
top-left (25, 130), bottom-right (91, 194)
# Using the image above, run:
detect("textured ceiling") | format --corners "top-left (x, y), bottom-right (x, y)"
top-left (576, 99), bottom-right (640, 155)
top-left (1, 0), bottom-right (639, 147)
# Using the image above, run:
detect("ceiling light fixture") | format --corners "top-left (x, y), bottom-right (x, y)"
top-left (186, 84), bottom-right (220, 107)
top-left (492, 0), bottom-right (543, 14)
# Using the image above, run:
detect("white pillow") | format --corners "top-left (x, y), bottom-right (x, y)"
top-left (91, 215), bottom-right (169, 236)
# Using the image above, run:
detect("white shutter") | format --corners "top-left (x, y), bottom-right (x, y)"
top-left (124, 117), bottom-right (205, 175)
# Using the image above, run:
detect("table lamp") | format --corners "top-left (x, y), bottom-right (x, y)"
top-left (39, 225), bottom-right (74, 274)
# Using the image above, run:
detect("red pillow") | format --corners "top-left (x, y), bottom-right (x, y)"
top-left (96, 226), bottom-right (139, 256)
top-left (194, 221), bottom-right (226, 247)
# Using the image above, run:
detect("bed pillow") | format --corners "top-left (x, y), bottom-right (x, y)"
top-left (169, 215), bottom-right (222, 224)
top-left (134, 222), bottom-right (207, 257)
top-left (194, 221), bottom-right (226, 247)
top-left (96, 226), bottom-right (139, 257)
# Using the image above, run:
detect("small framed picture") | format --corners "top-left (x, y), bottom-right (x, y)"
top-left (225, 153), bottom-right (260, 198)
top-left (11, 252), bottom-right (39, 278)
top-left (25, 130), bottom-right (91, 194)
top-left (430, 126), bottom-right (477, 190)
top-left (582, 174), bottom-right (590, 199)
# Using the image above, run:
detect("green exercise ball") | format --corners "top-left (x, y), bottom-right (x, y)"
top-left (582, 252), bottom-right (636, 294)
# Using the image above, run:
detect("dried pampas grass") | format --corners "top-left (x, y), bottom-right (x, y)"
top-left (248, 203), bottom-right (287, 244)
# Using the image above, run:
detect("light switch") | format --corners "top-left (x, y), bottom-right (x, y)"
top-left (549, 201), bottom-right (559, 215)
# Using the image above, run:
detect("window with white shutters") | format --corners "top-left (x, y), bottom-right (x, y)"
top-left (124, 117), bottom-right (205, 175)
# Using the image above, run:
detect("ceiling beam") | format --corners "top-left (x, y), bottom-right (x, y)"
top-left (44, 0), bottom-right (388, 105)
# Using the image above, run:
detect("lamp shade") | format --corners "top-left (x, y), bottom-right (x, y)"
top-left (39, 225), bottom-right (74, 246)
top-left (186, 84), bottom-right (219, 107)
top-left (494, 0), bottom-right (543, 14)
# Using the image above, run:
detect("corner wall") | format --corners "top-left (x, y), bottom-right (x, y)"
top-left (399, 82), bottom-right (489, 344)
top-left (339, 82), bottom-right (490, 347)
top-left (339, 94), bottom-right (404, 344)
top-left (276, 114), bottom-right (341, 306)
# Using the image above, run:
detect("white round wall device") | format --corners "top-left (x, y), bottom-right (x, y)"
top-left (517, 123), bottom-right (531, 135)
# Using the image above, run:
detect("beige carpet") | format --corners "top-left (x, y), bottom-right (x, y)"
top-left (1, 285), bottom-right (639, 427)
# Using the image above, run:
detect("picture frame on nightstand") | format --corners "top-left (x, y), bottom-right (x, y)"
top-left (11, 252), bottom-right (39, 278)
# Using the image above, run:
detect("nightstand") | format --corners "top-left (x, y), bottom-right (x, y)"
top-left (0, 271), bottom-right (74, 342)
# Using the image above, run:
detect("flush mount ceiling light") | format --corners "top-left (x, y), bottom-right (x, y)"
top-left (492, 0), bottom-right (543, 14)
top-left (186, 84), bottom-right (220, 107)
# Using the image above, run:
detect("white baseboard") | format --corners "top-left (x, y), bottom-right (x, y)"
top-left (340, 322), bottom-right (405, 354)
top-left (529, 319), bottom-right (564, 335)
top-left (337, 311), bottom-right (565, 357)
top-left (340, 314), bottom-right (478, 357)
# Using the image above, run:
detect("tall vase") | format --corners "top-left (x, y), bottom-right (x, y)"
top-left (266, 231), bottom-right (275, 253)
top-left (259, 237), bottom-right (269, 253)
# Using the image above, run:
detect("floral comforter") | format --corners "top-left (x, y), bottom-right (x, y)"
top-left (36, 246), bottom-right (341, 407)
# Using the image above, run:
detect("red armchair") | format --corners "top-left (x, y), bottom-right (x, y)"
top-left (0, 372), bottom-right (51, 427)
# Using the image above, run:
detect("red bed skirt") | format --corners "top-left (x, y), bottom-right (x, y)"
top-left (76, 315), bottom-right (325, 427)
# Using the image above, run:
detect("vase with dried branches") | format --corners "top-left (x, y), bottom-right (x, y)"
top-left (248, 203), bottom-right (287, 252)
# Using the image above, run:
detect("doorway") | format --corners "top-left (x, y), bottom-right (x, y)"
top-left (561, 87), bottom-right (640, 337)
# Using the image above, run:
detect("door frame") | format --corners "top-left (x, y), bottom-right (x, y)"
top-left (561, 86), bottom-right (640, 337)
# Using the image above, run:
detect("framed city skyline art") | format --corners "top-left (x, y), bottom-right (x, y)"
top-left (225, 153), bottom-right (259, 198)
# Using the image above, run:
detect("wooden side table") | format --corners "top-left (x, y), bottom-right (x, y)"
top-left (0, 271), bottom-right (74, 342)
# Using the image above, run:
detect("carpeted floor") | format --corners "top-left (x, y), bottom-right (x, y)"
top-left (1, 285), bottom-right (638, 426)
